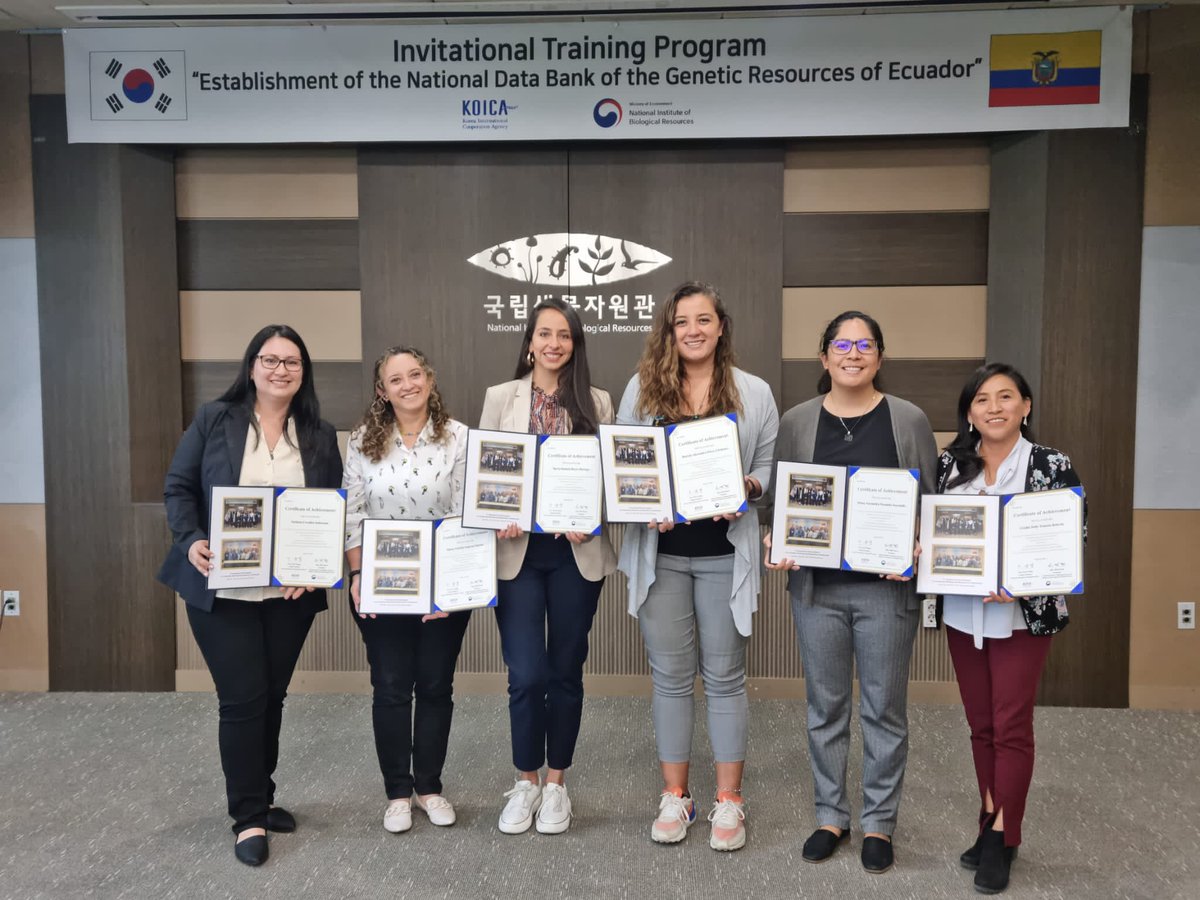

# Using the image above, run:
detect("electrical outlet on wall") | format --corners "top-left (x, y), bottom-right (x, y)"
top-left (922, 596), bottom-right (938, 628)
top-left (2, 590), bottom-right (18, 617)
top-left (1179, 601), bottom-right (1196, 630)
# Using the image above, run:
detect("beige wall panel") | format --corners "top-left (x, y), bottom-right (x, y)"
top-left (176, 148), bottom-right (359, 219)
top-left (782, 286), bottom-right (987, 360)
top-left (784, 139), bottom-right (989, 213)
top-left (1128, 509), bottom-right (1200, 709)
top-left (0, 504), bottom-right (49, 689)
top-left (29, 35), bottom-right (64, 95)
top-left (180, 291), bottom-right (363, 361)
top-left (933, 431), bottom-right (956, 453)
top-left (1144, 7), bottom-right (1200, 226)
top-left (0, 35), bottom-right (34, 239)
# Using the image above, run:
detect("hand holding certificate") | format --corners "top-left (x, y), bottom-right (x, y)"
top-left (769, 463), bottom-right (845, 568)
top-left (598, 424), bottom-right (675, 524)
top-left (667, 414), bottom-right (747, 522)
top-left (207, 486), bottom-right (275, 589)
top-left (272, 487), bottom-right (347, 589)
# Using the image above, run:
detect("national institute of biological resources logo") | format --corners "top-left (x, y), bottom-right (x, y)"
top-left (593, 98), bottom-right (622, 128)
top-left (89, 51), bottom-right (187, 121)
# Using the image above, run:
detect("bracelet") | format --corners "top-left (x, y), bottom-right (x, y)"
top-left (349, 569), bottom-right (361, 578)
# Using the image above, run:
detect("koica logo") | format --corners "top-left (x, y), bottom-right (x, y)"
top-left (468, 233), bottom-right (670, 286)
top-left (89, 51), bottom-right (187, 121)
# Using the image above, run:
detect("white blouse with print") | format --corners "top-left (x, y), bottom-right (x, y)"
top-left (942, 436), bottom-right (1031, 649)
top-left (343, 417), bottom-right (468, 551)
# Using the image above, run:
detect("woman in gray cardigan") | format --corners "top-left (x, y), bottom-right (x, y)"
top-left (618, 282), bottom-right (778, 852)
top-left (765, 310), bottom-right (936, 874)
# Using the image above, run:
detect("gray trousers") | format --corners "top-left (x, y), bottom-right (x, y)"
top-left (791, 579), bottom-right (919, 836)
top-left (638, 554), bottom-right (748, 764)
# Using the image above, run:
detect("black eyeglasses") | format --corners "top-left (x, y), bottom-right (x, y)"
top-left (257, 354), bottom-right (303, 372)
top-left (827, 339), bottom-right (879, 355)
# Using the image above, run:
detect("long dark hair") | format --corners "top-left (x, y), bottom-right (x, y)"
top-left (945, 362), bottom-right (1036, 490)
top-left (817, 310), bottom-right (886, 394)
top-left (218, 324), bottom-right (322, 450)
top-left (513, 298), bottom-right (600, 435)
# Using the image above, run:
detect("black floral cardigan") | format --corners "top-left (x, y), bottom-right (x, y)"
top-left (935, 444), bottom-right (1087, 636)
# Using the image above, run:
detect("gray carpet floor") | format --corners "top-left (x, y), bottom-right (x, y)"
top-left (0, 692), bottom-right (1197, 900)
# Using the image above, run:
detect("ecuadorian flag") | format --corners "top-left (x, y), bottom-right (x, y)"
top-left (989, 30), bottom-right (1101, 108)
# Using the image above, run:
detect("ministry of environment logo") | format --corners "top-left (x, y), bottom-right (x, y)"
top-left (468, 233), bottom-right (670, 286)
top-left (89, 51), bottom-right (187, 121)
top-left (593, 98), bottom-right (622, 128)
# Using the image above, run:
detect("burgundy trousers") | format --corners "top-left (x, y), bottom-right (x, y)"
top-left (946, 626), bottom-right (1053, 847)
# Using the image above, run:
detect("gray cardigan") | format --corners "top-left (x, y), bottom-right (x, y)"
top-left (771, 394), bottom-right (938, 609)
top-left (616, 368), bottom-right (779, 637)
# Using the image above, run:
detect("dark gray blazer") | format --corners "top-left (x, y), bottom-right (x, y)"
top-left (770, 394), bottom-right (938, 608)
top-left (157, 400), bottom-right (343, 613)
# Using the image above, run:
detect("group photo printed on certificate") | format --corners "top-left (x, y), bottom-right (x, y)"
top-left (666, 414), bottom-right (747, 522)
top-left (207, 485), bottom-right (276, 590)
top-left (916, 495), bottom-right (1001, 595)
top-left (358, 517), bottom-right (498, 615)
top-left (597, 424), bottom-right (675, 524)
top-left (769, 462), bottom-right (846, 568)
top-left (461, 430), bottom-right (539, 531)
top-left (271, 487), bottom-right (348, 589)
top-left (533, 435), bottom-right (603, 535)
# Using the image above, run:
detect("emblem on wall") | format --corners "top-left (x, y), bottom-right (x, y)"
top-left (467, 233), bottom-right (671, 286)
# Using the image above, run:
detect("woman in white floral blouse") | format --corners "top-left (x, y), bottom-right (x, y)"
top-left (343, 346), bottom-right (470, 835)
top-left (936, 362), bottom-right (1086, 895)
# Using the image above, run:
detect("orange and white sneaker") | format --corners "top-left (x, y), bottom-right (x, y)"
top-left (651, 790), bottom-right (696, 844)
top-left (708, 797), bottom-right (746, 851)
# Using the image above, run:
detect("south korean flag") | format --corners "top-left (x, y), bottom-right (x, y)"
top-left (89, 51), bottom-right (186, 121)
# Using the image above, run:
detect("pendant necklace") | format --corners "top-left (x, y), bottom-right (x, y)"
top-left (835, 393), bottom-right (880, 443)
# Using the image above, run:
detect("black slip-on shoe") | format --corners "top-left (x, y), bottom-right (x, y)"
top-left (266, 806), bottom-right (297, 833)
top-left (234, 834), bottom-right (269, 867)
top-left (801, 827), bottom-right (850, 863)
top-left (861, 835), bottom-right (894, 874)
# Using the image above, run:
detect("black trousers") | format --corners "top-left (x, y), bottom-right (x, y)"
top-left (351, 599), bottom-right (472, 799)
top-left (186, 597), bottom-right (316, 834)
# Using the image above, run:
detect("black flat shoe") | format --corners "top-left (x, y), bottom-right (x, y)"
top-left (234, 834), bottom-right (269, 867)
top-left (974, 830), bottom-right (1015, 894)
top-left (802, 827), bottom-right (849, 862)
top-left (267, 806), bottom-right (297, 833)
top-left (861, 836), bottom-right (894, 874)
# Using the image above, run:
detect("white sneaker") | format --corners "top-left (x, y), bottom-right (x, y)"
top-left (535, 783), bottom-right (572, 834)
top-left (498, 779), bottom-right (542, 835)
top-left (651, 791), bottom-right (696, 844)
top-left (708, 798), bottom-right (747, 851)
top-left (383, 798), bottom-right (412, 833)
top-left (414, 794), bottom-right (456, 827)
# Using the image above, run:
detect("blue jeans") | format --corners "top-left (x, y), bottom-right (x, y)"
top-left (494, 533), bottom-right (603, 772)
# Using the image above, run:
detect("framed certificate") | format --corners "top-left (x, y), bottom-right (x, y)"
top-left (207, 485), bottom-right (275, 590)
top-left (533, 435), bottom-right (603, 535)
top-left (842, 466), bottom-right (919, 576)
top-left (769, 462), bottom-right (846, 568)
top-left (359, 519), bottom-right (434, 615)
top-left (462, 429), bottom-right (538, 531)
top-left (1001, 487), bottom-right (1085, 597)
top-left (916, 495), bottom-right (1000, 596)
top-left (666, 414), bottom-right (747, 522)
top-left (271, 487), bottom-right (347, 589)
top-left (598, 424), bottom-right (675, 524)
top-left (432, 517), bottom-right (499, 612)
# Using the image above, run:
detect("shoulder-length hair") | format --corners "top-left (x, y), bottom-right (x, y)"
top-left (945, 362), bottom-right (1036, 490)
top-left (357, 346), bottom-right (452, 463)
top-left (218, 324), bottom-right (321, 450)
top-left (635, 281), bottom-right (741, 420)
top-left (513, 298), bottom-right (600, 435)
top-left (816, 310), bottom-right (886, 394)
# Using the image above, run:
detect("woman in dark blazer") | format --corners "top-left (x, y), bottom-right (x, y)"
top-left (158, 324), bottom-right (342, 866)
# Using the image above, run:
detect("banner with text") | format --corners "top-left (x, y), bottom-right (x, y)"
top-left (63, 7), bottom-right (1131, 144)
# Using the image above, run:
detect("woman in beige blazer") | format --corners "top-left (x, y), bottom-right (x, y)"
top-left (479, 298), bottom-right (616, 837)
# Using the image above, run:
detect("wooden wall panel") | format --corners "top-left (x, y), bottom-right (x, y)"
top-left (0, 504), bottom-right (49, 691)
top-left (182, 361), bottom-right (365, 431)
top-left (1143, 7), bottom-right (1200, 226)
top-left (782, 358), bottom-right (980, 431)
top-left (32, 96), bottom-right (175, 690)
top-left (785, 138), bottom-right (989, 213)
top-left (176, 148), bottom-right (358, 220)
top-left (180, 291), bottom-right (362, 361)
top-left (178, 219), bottom-right (360, 291)
top-left (0, 34), bottom-right (34, 239)
top-left (784, 212), bottom-right (988, 287)
top-left (782, 286), bottom-right (987, 360)
top-left (29, 35), bottom-right (63, 95)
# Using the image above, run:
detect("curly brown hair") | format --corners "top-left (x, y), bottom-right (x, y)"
top-left (635, 281), bottom-right (741, 421)
top-left (358, 346), bottom-right (451, 463)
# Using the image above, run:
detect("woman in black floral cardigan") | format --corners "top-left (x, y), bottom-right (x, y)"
top-left (935, 363), bottom-right (1085, 895)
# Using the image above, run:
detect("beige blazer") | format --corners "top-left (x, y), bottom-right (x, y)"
top-left (479, 376), bottom-right (618, 582)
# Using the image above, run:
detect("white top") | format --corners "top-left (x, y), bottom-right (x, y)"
top-left (343, 417), bottom-right (468, 550)
top-left (218, 417), bottom-right (305, 602)
top-left (942, 436), bottom-right (1031, 648)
